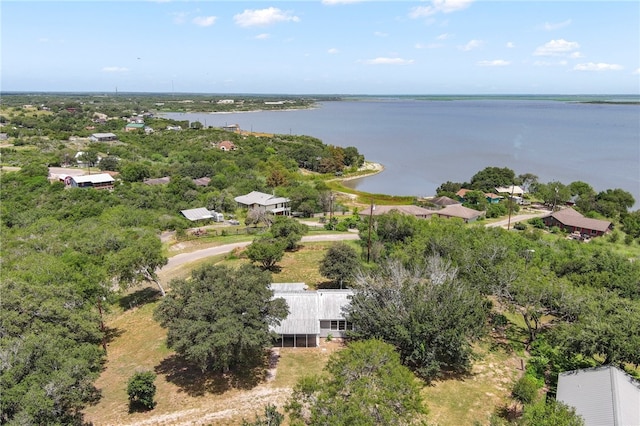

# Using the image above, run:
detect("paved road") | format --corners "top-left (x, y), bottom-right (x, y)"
top-left (160, 233), bottom-right (360, 274)
top-left (485, 211), bottom-right (550, 228)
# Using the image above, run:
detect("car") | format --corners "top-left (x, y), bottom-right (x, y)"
top-left (228, 219), bottom-right (240, 225)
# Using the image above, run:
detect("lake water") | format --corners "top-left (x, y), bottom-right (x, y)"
top-left (163, 99), bottom-right (640, 206)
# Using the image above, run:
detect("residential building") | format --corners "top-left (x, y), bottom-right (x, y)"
top-left (70, 173), bottom-right (115, 190)
top-left (436, 204), bottom-right (485, 223)
top-left (543, 207), bottom-right (612, 238)
top-left (556, 365), bottom-right (640, 426)
top-left (270, 284), bottom-right (353, 347)
top-left (89, 132), bottom-right (118, 142)
top-left (234, 191), bottom-right (291, 215)
top-left (358, 205), bottom-right (436, 219)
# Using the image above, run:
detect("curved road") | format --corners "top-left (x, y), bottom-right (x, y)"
top-left (161, 233), bottom-right (360, 274)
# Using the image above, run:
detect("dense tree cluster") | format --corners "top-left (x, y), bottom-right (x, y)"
top-left (154, 264), bottom-right (288, 373)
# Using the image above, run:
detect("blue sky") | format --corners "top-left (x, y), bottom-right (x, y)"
top-left (2, 0), bottom-right (639, 94)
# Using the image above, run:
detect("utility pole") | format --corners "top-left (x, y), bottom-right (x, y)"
top-left (507, 185), bottom-right (515, 230)
top-left (367, 199), bottom-right (375, 263)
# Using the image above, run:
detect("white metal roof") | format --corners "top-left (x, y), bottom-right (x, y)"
top-left (271, 287), bottom-right (353, 335)
top-left (180, 207), bottom-right (213, 221)
top-left (234, 191), bottom-right (290, 207)
top-left (71, 173), bottom-right (115, 184)
top-left (557, 365), bottom-right (640, 426)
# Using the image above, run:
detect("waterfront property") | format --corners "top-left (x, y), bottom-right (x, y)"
top-left (234, 191), bottom-right (291, 215)
top-left (436, 204), bottom-right (485, 223)
top-left (358, 204), bottom-right (436, 219)
top-left (542, 207), bottom-right (612, 238)
top-left (270, 284), bottom-right (353, 348)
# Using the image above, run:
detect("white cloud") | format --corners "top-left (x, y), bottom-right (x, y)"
top-left (533, 39), bottom-right (580, 56)
top-left (415, 42), bottom-right (443, 49)
top-left (255, 33), bottom-right (270, 40)
top-left (436, 33), bottom-right (452, 40)
top-left (234, 7), bottom-right (300, 27)
top-left (192, 16), bottom-right (217, 27)
top-left (459, 39), bottom-right (483, 51)
top-left (506, 42), bottom-right (515, 48)
top-left (102, 67), bottom-right (128, 73)
top-left (363, 57), bottom-right (415, 65)
top-left (328, 48), bottom-right (339, 54)
top-left (573, 62), bottom-right (623, 71)
top-left (477, 59), bottom-right (510, 67)
top-left (540, 19), bottom-right (572, 31)
top-left (374, 31), bottom-right (389, 37)
top-left (634, 68), bottom-right (640, 75)
top-left (409, 0), bottom-right (474, 18)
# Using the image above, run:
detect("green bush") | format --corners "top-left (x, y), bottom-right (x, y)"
top-left (127, 371), bottom-right (157, 410)
top-left (512, 374), bottom-right (540, 405)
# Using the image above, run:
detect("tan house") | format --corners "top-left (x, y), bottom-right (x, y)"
top-left (543, 207), bottom-right (612, 238)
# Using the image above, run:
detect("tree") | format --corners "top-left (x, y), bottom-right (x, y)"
top-left (285, 340), bottom-right (427, 425)
top-left (98, 155), bottom-right (120, 171)
top-left (269, 216), bottom-right (308, 251)
top-left (346, 258), bottom-right (489, 381)
top-left (154, 264), bottom-right (288, 372)
top-left (245, 237), bottom-right (287, 270)
top-left (522, 400), bottom-right (584, 426)
top-left (319, 242), bottom-right (360, 288)
top-left (470, 166), bottom-right (515, 191)
top-left (119, 162), bottom-right (151, 182)
top-left (127, 371), bottom-right (157, 410)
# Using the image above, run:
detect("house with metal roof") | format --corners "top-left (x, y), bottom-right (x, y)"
top-left (70, 173), bottom-right (115, 190)
top-left (88, 132), bottom-right (118, 142)
top-left (556, 365), bottom-right (640, 426)
top-left (543, 207), bottom-right (612, 238)
top-left (180, 207), bottom-right (214, 222)
top-left (358, 205), bottom-right (436, 219)
top-left (234, 191), bottom-right (291, 216)
top-left (270, 284), bottom-right (353, 347)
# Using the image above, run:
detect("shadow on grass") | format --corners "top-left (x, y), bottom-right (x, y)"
top-left (104, 326), bottom-right (124, 346)
top-left (155, 353), bottom-right (267, 397)
top-left (119, 287), bottom-right (162, 311)
top-left (128, 401), bottom-right (156, 414)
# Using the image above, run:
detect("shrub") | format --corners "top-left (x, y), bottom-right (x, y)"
top-left (512, 374), bottom-right (540, 405)
top-left (127, 371), bottom-right (157, 410)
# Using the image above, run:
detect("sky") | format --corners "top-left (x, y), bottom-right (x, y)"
top-left (2, 0), bottom-right (639, 95)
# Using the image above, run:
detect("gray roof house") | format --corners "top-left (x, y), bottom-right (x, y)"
top-left (270, 284), bottom-right (353, 347)
top-left (180, 207), bottom-right (214, 222)
top-left (358, 205), bottom-right (436, 219)
top-left (556, 365), bottom-right (640, 426)
top-left (88, 132), bottom-right (118, 142)
top-left (234, 191), bottom-right (291, 215)
top-left (436, 203), bottom-right (485, 223)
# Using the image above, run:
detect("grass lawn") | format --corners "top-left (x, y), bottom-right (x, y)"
top-left (422, 343), bottom-right (524, 426)
top-left (86, 238), bottom-right (530, 425)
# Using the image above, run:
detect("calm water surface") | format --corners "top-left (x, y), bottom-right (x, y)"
top-left (163, 100), bottom-right (640, 204)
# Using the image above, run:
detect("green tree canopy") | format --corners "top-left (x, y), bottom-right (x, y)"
top-left (285, 339), bottom-right (427, 426)
top-left (245, 237), bottom-right (287, 270)
top-left (269, 216), bottom-right (308, 251)
top-left (154, 264), bottom-right (288, 373)
top-left (127, 371), bottom-right (157, 410)
top-left (346, 258), bottom-right (489, 381)
top-left (319, 242), bottom-right (361, 288)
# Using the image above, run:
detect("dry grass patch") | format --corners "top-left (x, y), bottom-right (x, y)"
top-left (421, 344), bottom-right (524, 426)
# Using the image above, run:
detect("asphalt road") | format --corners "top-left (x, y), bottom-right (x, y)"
top-left (160, 233), bottom-right (360, 274)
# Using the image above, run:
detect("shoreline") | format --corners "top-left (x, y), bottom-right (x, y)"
top-left (339, 161), bottom-right (385, 183)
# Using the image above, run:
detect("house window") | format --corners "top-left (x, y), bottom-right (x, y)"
top-left (330, 320), bottom-right (353, 331)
